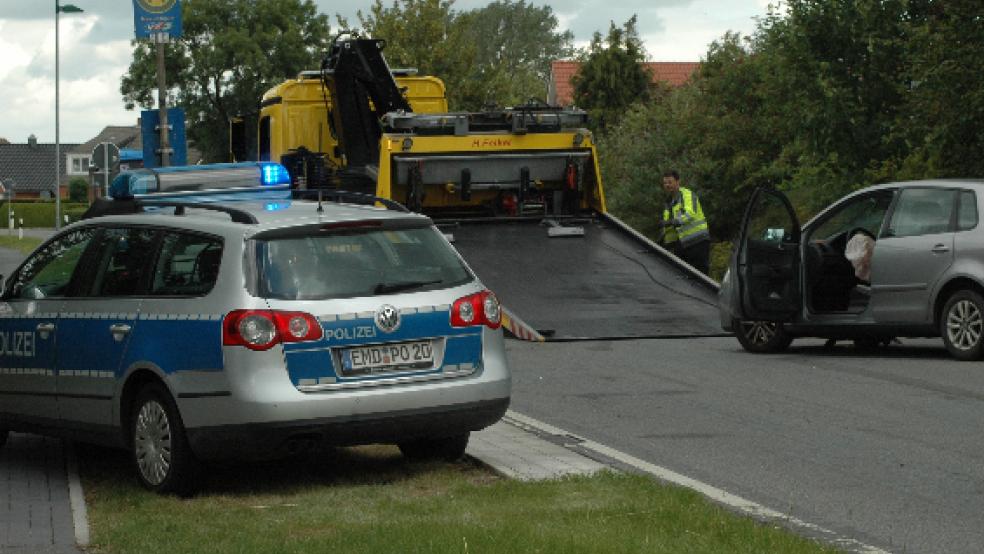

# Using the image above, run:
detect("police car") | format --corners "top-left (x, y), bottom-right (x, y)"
top-left (0, 163), bottom-right (510, 494)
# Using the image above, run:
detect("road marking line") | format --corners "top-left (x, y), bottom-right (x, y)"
top-left (505, 410), bottom-right (891, 554)
top-left (65, 442), bottom-right (90, 547)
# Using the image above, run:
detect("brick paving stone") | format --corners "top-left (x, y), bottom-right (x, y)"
top-left (0, 434), bottom-right (81, 553)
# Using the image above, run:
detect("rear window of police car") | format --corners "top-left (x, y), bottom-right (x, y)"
top-left (253, 223), bottom-right (471, 300)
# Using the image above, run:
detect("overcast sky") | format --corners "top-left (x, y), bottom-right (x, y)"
top-left (0, 0), bottom-right (770, 145)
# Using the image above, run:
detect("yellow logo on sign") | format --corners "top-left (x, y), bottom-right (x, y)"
top-left (137, 0), bottom-right (177, 14)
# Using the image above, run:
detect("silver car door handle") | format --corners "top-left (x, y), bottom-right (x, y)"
top-left (109, 323), bottom-right (132, 342)
top-left (36, 322), bottom-right (55, 340)
top-left (931, 244), bottom-right (950, 253)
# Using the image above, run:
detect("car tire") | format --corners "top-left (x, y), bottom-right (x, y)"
top-left (398, 433), bottom-right (470, 462)
top-left (130, 383), bottom-right (201, 495)
top-left (0, 428), bottom-right (7, 449)
top-left (941, 290), bottom-right (984, 361)
top-left (733, 319), bottom-right (793, 353)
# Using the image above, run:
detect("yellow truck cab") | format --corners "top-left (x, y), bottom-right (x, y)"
top-left (258, 70), bottom-right (448, 170)
top-left (251, 37), bottom-right (604, 219)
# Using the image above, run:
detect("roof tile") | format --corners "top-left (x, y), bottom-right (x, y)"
top-left (549, 60), bottom-right (699, 106)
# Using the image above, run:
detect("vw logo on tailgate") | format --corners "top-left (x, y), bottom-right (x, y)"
top-left (374, 304), bottom-right (401, 333)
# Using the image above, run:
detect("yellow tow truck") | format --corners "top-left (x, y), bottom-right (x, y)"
top-left (238, 35), bottom-right (719, 340)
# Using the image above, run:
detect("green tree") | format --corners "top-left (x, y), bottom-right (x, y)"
top-left (757, 0), bottom-right (910, 205)
top-left (459, 1), bottom-right (574, 109)
top-left (68, 177), bottom-right (89, 203)
top-left (353, 0), bottom-right (479, 110)
top-left (571, 16), bottom-right (651, 130)
top-left (598, 31), bottom-right (775, 241)
top-left (887, 0), bottom-right (984, 180)
top-left (351, 0), bottom-right (574, 110)
top-left (121, 0), bottom-right (332, 162)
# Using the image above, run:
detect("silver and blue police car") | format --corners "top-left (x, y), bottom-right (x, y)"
top-left (0, 163), bottom-right (510, 494)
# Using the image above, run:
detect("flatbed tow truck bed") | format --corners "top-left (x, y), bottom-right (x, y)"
top-left (444, 215), bottom-right (724, 340)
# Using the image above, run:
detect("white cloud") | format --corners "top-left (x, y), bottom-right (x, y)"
top-left (0, 21), bottom-right (35, 82)
top-left (0, 13), bottom-right (134, 144)
top-left (642, 0), bottom-right (762, 60)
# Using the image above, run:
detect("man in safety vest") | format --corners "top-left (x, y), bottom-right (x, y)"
top-left (660, 170), bottom-right (711, 275)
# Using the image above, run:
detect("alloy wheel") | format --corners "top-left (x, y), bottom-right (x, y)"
top-left (946, 299), bottom-right (983, 351)
top-left (741, 321), bottom-right (778, 345)
top-left (134, 400), bottom-right (172, 486)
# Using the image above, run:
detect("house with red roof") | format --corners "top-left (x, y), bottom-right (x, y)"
top-left (548, 60), bottom-right (700, 107)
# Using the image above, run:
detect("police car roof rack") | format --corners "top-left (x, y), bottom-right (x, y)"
top-left (292, 189), bottom-right (410, 213)
top-left (80, 197), bottom-right (257, 223)
top-left (140, 200), bottom-right (259, 224)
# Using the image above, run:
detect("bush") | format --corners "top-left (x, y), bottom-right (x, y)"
top-left (69, 177), bottom-right (89, 203)
top-left (710, 241), bottom-right (733, 282)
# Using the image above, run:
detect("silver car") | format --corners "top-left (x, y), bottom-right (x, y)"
top-left (0, 163), bottom-right (511, 494)
top-left (720, 179), bottom-right (984, 361)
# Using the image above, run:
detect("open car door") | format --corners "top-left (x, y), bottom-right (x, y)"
top-left (736, 187), bottom-right (801, 321)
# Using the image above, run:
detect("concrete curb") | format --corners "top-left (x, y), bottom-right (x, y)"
top-left (65, 444), bottom-right (89, 548)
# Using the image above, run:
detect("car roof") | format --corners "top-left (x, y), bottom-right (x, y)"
top-left (801, 179), bottom-right (984, 229)
top-left (859, 178), bottom-right (984, 193)
top-left (67, 198), bottom-right (431, 240)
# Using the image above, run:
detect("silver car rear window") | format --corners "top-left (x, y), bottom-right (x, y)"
top-left (255, 225), bottom-right (471, 300)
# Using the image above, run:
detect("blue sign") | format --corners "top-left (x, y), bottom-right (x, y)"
top-left (141, 108), bottom-right (188, 168)
top-left (133, 0), bottom-right (182, 40)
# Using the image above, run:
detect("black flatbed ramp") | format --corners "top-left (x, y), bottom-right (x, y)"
top-left (446, 217), bottom-right (723, 339)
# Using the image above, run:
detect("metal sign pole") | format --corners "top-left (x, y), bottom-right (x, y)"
top-left (156, 40), bottom-right (170, 167)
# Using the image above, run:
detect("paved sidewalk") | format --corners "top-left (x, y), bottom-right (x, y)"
top-left (0, 434), bottom-right (82, 554)
top-left (467, 414), bottom-right (608, 480)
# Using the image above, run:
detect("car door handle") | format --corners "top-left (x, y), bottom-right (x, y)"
top-left (931, 244), bottom-right (950, 254)
top-left (36, 322), bottom-right (55, 339)
top-left (109, 323), bottom-right (132, 342)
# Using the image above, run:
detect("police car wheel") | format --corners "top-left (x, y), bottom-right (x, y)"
top-left (130, 383), bottom-right (201, 495)
top-left (734, 319), bottom-right (793, 353)
top-left (398, 433), bottom-right (470, 462)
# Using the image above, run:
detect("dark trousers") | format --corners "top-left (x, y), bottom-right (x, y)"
top-left (667, 239), bottom-right (710, 275)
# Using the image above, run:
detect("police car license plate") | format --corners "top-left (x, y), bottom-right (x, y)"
top-left (341, 341), bottom-right (434, 374)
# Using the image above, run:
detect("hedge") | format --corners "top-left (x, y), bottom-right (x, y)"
top-left (0, 201), bottom-right (89, 228)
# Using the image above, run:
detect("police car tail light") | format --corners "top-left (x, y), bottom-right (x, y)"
top-left (451, 291), bottom-right (501, 329)
top-left (223, 310), bottom-right (322, 350)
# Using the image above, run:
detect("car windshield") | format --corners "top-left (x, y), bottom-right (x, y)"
top-left (255, 225), bottom-right (471, 300)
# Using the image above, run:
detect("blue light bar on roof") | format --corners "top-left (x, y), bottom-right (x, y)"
top-left (260, 162), bottom-right (291, 186)
top-left (110, 162), bottom-right (291, 200)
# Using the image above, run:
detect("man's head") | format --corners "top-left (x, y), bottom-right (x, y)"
top-left (661, 170), bottom-right (681, 195)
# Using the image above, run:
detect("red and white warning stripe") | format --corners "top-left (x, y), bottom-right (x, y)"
top-left (500, 306), bottom-right (545, 342)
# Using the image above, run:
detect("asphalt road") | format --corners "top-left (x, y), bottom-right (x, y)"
top-left (506, 336), bottom-right (984, 554)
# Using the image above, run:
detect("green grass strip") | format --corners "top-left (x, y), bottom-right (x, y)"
top-left (0, 235), bottom-right (43, 254)
top-left (80, 444), bottom-right (838, 554)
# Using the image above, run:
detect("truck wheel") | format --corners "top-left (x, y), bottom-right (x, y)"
top-left (130, 383), bottom-right (201, 495)
top-left (399, 433), bottom-right (470, 462)
top-left (941, 290), bottom-right (984, 361)
top-left (734, 319), bottom-right (793, 353)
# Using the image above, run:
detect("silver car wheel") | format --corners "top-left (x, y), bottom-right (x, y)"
top-left (946, 299), bottom-right (983, 351)
top-left (134, 400), bottom-right (172, 486)
top-left (741, 321), bottom-right (777, 345)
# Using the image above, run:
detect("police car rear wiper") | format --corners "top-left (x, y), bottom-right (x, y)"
top-left (373, 279), bottom-right (442, 294)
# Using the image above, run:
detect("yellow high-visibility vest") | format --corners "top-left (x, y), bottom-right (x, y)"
top-left (662, 186), bottom-right (709, 247)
